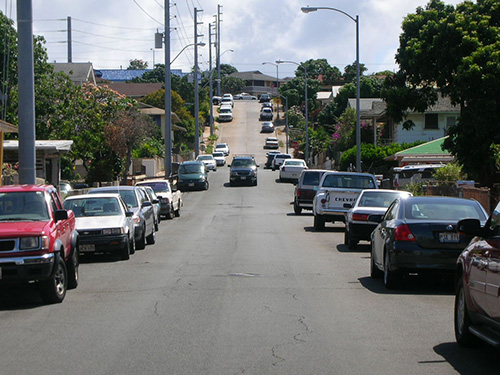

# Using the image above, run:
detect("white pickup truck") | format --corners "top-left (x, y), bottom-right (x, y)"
top-left (136, 179), bottom-right (183, 219)
top-left (312, 171), bottom-right (378, 230)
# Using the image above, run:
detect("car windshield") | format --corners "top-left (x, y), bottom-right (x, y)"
top-left (322, 174), bottom-right (375, 189)
top-left (0, 191), bottom-right (49, 221)
top-left (284, 161), bottom-right (305, 166)
top-left (358, 191), bottom-right (405, 208)
top-left (64, 197), bottom-right (122, 217)
top-left (232, 159), bottom-right (255, 167)
top-left (213, 152), bottom-right (224, 157)
top-left (138, 182), bottom-right (170, 193)
top-left (180, 164), bottom-right (203, 174)
top-left (405, 201), bottom-right (485, 221)
top-left (93, 189), bottom-right (138, 208)
top-left (215, 144), bottom-right (227, 149)
top-left (198, 155), bottom-right (213, 161)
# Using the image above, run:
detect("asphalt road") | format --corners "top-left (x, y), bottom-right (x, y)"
top-left (0, 101), bottom-right (498, 375)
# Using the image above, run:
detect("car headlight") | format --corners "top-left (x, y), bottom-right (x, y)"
top-left (132, 215), bottom-right (141, 225)
top-left (102, 228), bottom-right (124, 235)
top-left (20, 236), bottom-right (40, 250)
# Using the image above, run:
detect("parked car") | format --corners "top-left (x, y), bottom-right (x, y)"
top-left (196, 154), bottom-right (217, 171)
top-left (63, 194), bottom-right (135, 260)
top-left (218, 106), bottom-right (233, 122)
top-left (214, 142), bottom-right (230, 156)
top-left (234, 92), bottom-right (257, 100)
top-left (344, 189), bottom-right (412, 250)
top-left (212, 96), bottom-right (222, 105)
top-left (0, 185), bottom-right (79, 304)
top-left (313, 171), bottom-right (378, 230)
top-left (261, 122), bottom-right (274, 133)
top-left (259, 94), bottom-right (271, 103)
top-left (228, 155), bottom-right (259, 186)
top-left (88, 186), bottom-right (156, 250)
top-left (293, 169), bottom-right (328, 215)
top-left (136, 179), bottom-right (182, 219)
top-left (220, 95), bottom-right (234, 107)
top-left (271, 153), bottom-right (292, 171)
top-left (265, 151), bottom-right (281, 169)
top-left (137, 185), bottom-right (161, 230)
top-left (212, 151), bottom-right (226, 167)
top-left (279, 159), bottom-right (308, 182)
top-left (370, 196), bottom-right (488, 289)
top-left (454, 201), bottom-right (500, 348)
top-left (264, 137), bottom-right (279, 149)
top-left (178, 161), bottom-right (209, 191)
top-left (259, 107), bottom-right (273, 121)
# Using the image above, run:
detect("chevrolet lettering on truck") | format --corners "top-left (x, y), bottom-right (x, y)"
top-left (0, 185), bottom-right (79, 304)
top-left (312, 172), bottom-right (378, 231)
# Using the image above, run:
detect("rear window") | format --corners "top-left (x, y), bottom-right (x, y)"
top-left (405, 201), bottom-right (485, 221)
top-left (138, 182), bottom-right (169, 193)
top-left (302, 171), bottom-right (324, 186)
top-left (322, 174), bottom-right (376, 189)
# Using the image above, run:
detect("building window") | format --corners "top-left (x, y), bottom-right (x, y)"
top-left (425, 114), bottom-right (439, 129)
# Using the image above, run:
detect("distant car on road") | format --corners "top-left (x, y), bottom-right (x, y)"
top-left (370, 196), bottom-right (488, 289)
top-left (136, 179), bottom-right (182, 219)
top-left (261, 122), bottom-right (274, 133)
top-left (212, 151), bottom-right (226, 167)
top-left (454, 201), bottom-right (500, 348)
top-left (228, 155), bottom-right (259, 186)
top-left (279, 159), bottom-right (307, 182)
top-left (259, 107), bottom-right (273, 121)
top-left (196, 154), bottom-right (217, 171)
top-left (265, 151), bottom-right (281, 169)
top-left (234, 92), bottom-right (257, 100)
top-left (212, 96), bottom-right (222, 105)
top-left (214, 142), bottom-right (230, 156)
top-left (178, 161), bottom-right (209, 191)
top-left (272, 153), bottom-right (292, 171)
top-left (218, 106), bottom-right (233, 122)
top-left (264, 137), bottom-right (279, 149)
top-left (344, 189), bottom-right (412, 250)
top-left (259, 94), bottom-right (271, 103)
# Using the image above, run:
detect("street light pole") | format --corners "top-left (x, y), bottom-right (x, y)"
top-left (276, 60), bottom-right (309, 166)
top-left (301, 6), bottom-right (361, 172)
top-left (281, 95), bottom-right (289, 153)
top-left (262, 62), bottom-right (280, 120)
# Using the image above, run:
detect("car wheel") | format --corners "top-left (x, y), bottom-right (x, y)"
top-left (146, 227), bottom-right (156, 245)
top-left (121, 238), bottom-right (131, 261)
top-left (66, 248), bottom-right (79, 290)
top-left (167, 205), bottom-right (175, 220)
top-left (38, 256), bottom-right (67, 304)
top-left (129, 235), bottom-right (136, 255)
top-left (345, 230), bottom-right (358, 250)
top-left (293, 200), bottom-right (302, 215)
top-left (253, 180), bottom-right (258, 186)
top-left (383, 250), bottom-right (400, 289)
top-left (204, 181), bottom-right (209, 190)
top-left (313, 215), bottom-right (325, 231)
top-left (454, 276), bottom-right (479, 346)
top-left (136, 226), bottom-right (146, 250)
top-left (370, 246), bottom-right (383, 279)
top-left (154, 217), bottom-right (159, 231)
top-left (174, 201), bottom-right (181, 217)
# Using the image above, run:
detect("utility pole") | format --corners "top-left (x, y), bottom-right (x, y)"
top-left (163, 1), bottom-right (172, 178)
top-left (17, 0), bottom-right (36, 184)
top-left (216, 5), bottom-right (222, 96)
top-left (67, 16), bottom-right (72, 63)
top-left (194, 8), bottom-right (203, 157)
top-left (209, 22), bottom-right (215, 136)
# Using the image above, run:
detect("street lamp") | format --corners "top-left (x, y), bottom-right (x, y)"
top-left (171, 42), bottom-right (206, 64)
top-left (276, 60), bottom-right (309, 166)
top-left (262, 62), bottom-right (280, 120)
top-left (301, 6), bottom-right (361, 172)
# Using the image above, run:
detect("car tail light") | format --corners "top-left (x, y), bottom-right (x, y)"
top-left (282, 167), bottom-right (285, 171)
top-left (352, 213), bottom-right (369, 222)
top-left (296, 188), bottom-right (301, 197)
top-left (394, 224), bottom-right (416, 242)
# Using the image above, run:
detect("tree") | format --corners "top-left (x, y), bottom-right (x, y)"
top-left (127, 59), bottom-right (148, 70)
top-left (220, 64), bottom-right (237, 76)
top-left (105, 109), bottom-right (156, 184)
top-left (299, 59), bottom-right (342, 85)
top-left (382, 0), bottom-right (500, 187)
top-left (343, 61), bottom-right (367, 82)
top-left (221, 76), bottom-right (245, 94)
top-left (131, 64), bottom-right (164, 82)
top-left (279, 76), bottom-right (321, 116)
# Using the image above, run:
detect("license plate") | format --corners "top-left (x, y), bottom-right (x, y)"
top-left (240, 177), bottom-right (246, 180)
top-left (188, 183), bottom-right (195, 187)
top-left (80, 244), bottom-right (96, 252)
top-left (439, 232), bottom-right (459, 243)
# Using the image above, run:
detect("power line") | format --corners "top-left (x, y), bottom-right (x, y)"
top-left (131, 0), bottom-right (163, 25)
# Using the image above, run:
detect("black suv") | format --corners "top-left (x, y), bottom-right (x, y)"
top-left (228, 156), bottom-right (259, 186)
top-left (259, 94), bottom-right (271, 103)
top-left (293, 169), bottom-right (328, 214)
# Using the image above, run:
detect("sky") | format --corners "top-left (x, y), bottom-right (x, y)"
top-left (2, 0), bottom-right (465, 79)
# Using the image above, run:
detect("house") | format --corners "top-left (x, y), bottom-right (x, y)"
top-left (94, 68), bottom-right (186, 82)
top-left (228, 71), bottom-right (284, 96)
top-left (348, 96), bottom-right (459, 145)
top-left (51, 62), bottom-right (96, 85)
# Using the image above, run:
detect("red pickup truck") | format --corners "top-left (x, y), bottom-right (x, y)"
top-left (0, 185), bottom-right (79, 304)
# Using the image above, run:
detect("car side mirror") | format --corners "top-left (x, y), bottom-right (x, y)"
top-left (125, 211), bottom-right (134, 217)
top-left (227, 164), bottom-right (231, 167)
top-left (55, 209), bottom-right (68, 222)
top-left (142, 201), bottom-right (152, 208)
top-left (367, 214), bottom-right (384, 223)
top-left (457, 218), bottom-right (483, 237)
top-left (152, 199), bottom-right (159, 204)
top-left (256, 164), bottom-right (260, 168)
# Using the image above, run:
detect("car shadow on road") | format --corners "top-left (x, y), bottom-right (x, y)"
top-left (303, 226), bottom-right (344, 233)
top-left (358, 275), bottom-right (455, 295)
top-left (336, 243), bottom-right (371, 253)
top-left (433, 342), bottom-right (499, 374)
top-left (79, 253), bottom-right (125, 264)
top-left (0, 284), bottom-right (44, 309)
